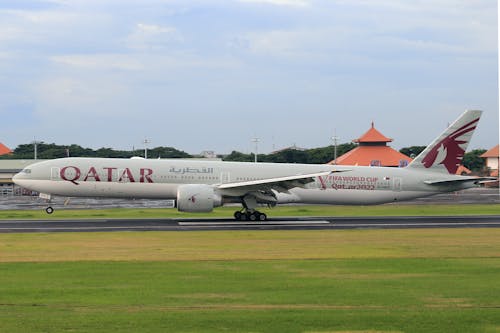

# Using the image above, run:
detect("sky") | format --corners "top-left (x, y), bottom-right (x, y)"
top-left (0, 0), bottom-right (498, 155)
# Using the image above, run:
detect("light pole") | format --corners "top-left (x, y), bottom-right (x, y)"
top-left (251, 137), bottom-right (260, 163)
top-left (331, 131), bottom-right (338, 164)
top-left (31, 139), bottom-right (39, 160)
top-left (143, 139), bottom-right (150, 159)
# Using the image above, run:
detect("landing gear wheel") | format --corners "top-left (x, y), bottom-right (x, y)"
top-left (234, 210), bottom-right (268, 221)
top-left (234, 211), bottom-right (251, 221)
top-left (45, 206), bottom-right (54, 214)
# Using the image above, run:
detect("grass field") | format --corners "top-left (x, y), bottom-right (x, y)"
top-left (1, 227), bottom-right (500, 332)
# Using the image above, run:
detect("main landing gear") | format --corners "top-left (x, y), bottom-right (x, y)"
top-left (233, 195), bottom-right (268, 221)
top-left (234, 210), bottom-right (267, 221)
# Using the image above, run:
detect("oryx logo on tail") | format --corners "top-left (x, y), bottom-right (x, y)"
top-left (407, 110), bottom-right (482, 175)
top-left (421, 118), bottom-right (479, 174)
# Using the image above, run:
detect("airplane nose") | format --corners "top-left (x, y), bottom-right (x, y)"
top-left (12, 172), bottom-right (26, 186)
top-left (12, 172), bottom-right (20, 182)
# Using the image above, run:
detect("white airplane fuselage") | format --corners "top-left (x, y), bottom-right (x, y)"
top-left (13, 157), bottom-right (472, 205)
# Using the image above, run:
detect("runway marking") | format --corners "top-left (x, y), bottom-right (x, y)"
top-left (331, 222), bottom-right (500, 227)
top-left (0, 219), bottom-right (108, 224)
top-left (178, 221), bottom-right (331, 226)
top-left (0, 226), bottom-right (176, 231)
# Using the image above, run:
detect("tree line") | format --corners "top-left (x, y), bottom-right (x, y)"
top-left (0, 142), bottom-right (487, 172)
top-left (0, 143), bottom-right (191, 160)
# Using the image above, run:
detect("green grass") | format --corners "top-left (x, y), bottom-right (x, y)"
top-left (1, 229), bottom-right (500, 262)
top-left (0, 203), bottom-right (499, 220)
top-left (1, 258), bottom-right (499, 332)
top-left (1, 229), bottom-right (500, 332)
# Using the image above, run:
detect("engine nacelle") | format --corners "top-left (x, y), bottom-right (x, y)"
top-left (176, 184), bottom-right (222, 213)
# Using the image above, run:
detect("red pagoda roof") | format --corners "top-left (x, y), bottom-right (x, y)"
top-left (354, 122), bottom-right (392, 143)
top-left (330, 146), bottom-right (411, 167)
top-left (328, 121), bottom-right (407, 167)
top-left (0, 143), bottom-right (12, 156)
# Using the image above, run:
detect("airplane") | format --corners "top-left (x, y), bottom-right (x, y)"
top-left (13, 110), bottom-right (490, 221)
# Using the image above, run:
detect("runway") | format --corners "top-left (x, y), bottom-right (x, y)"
top-left (1, 215), bottom-right (500, 233)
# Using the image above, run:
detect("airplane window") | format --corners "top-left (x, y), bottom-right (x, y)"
top-left (22, 169), bottom-right (31, 174)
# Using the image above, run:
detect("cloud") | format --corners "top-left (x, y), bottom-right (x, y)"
top-left (51, 54), bottom-right (144, 71)
top-left (0, 0), bottom-right (495, 152)
top-left (236, 0), bottom-right (496, 64)
top-left (52, 52), bottom-right (239, 73)
top-left (239, 28), bottom-right (333, 63)
top-left (136, 23), bottom-right (176, 34)
top-left (33, 75), bottom-right (132, 118)
top-left (126, 23), bottom-right (183, 50)
top-left (239, 0), bottom-right (310, 6)
top-left (0, 7), bottom-right (112, 52)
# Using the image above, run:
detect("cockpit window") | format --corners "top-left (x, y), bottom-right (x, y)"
top-left (22, 168), bottom-right (31, 174)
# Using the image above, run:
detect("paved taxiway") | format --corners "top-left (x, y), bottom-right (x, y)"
top-left (1, 215), bottom-right (499, 233)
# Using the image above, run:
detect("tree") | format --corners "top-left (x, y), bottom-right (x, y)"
top-left (223, 151), bottom-right (254, 162)
top-left (0, 142), bottom-right (193, 159)
top-left (462, 149), bottom-right (487, 172)
top-left (265, 149), bottom-right (309, 163)
top-left (0, 142), bottom-right (71, 159)
top-left (304, 143), bottom-right (357, 164)
top-left (399, 146), bottom-right (426, 158)
top-left (149, 147), bottom-right (191, 159)
top-left (222, 143), bottom-right (357, 164)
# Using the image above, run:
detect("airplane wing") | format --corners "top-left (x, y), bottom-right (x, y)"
top-left (217, 170), bottom-right (349, 196)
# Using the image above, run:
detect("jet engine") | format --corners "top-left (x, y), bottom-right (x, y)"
top-left (176, 184), bottom-right (222, 213)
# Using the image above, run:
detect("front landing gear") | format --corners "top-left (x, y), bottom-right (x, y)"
top-left (234, 210), bottom-right (267, 221)
top-left (39, 193), bottom-right (54, 214)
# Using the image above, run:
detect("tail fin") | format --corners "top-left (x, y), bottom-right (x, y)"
top-left (407, 110), bottom-right (482, 174)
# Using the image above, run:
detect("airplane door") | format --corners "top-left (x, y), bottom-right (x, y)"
top-left (393, 177), bottom-right (402, 192)
top-left (51, 167), bottom-right (60, 181)
top-left (220, 172), bottom-right (230, 184)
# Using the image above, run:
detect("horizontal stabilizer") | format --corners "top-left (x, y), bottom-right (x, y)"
top-left (424, 177), bottom-right (496, 186)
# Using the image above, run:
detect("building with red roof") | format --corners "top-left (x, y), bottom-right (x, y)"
top-left (480, 144), bottom-right (499, 177)
top-left (329, 122), bottom-right (412, 167)
top-left (0, 143), bottom-right (12, 156)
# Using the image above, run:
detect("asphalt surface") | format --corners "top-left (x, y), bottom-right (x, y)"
top-left (1, 215), bottom-right (499, 233)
